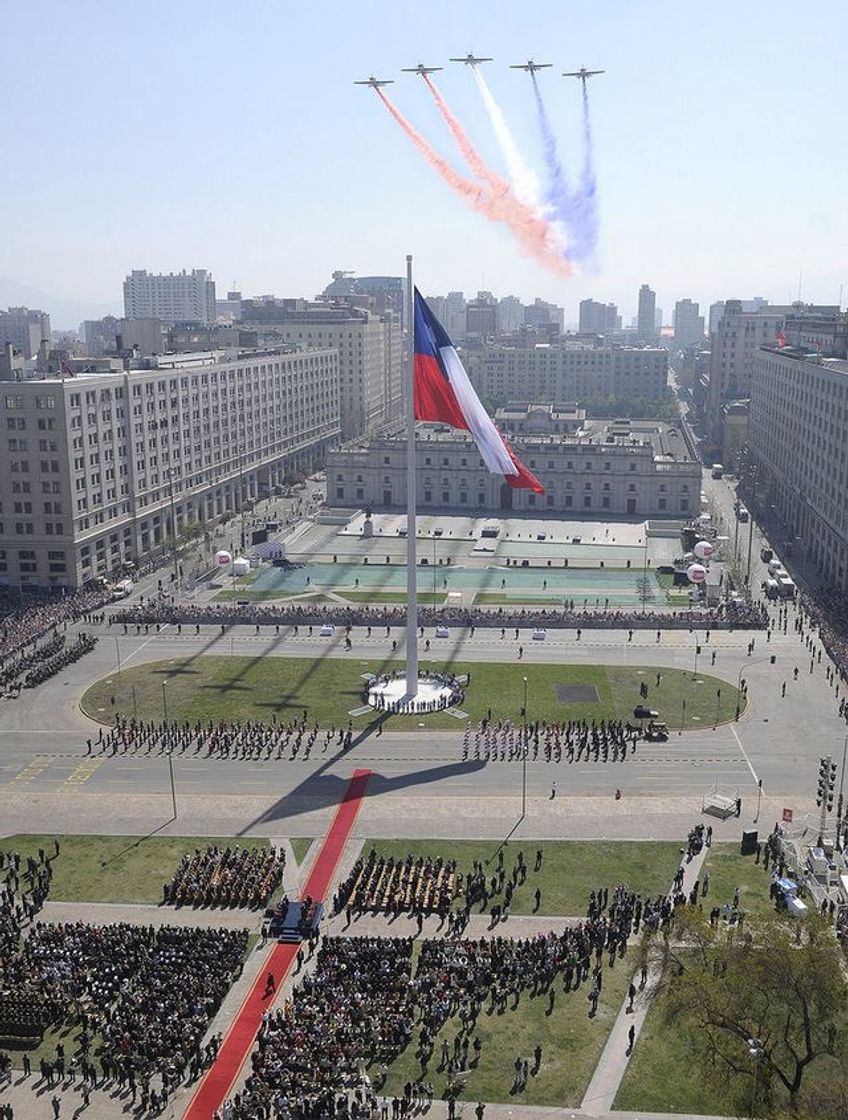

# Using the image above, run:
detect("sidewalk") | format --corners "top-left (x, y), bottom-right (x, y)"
top-left (580, 844), bottom-right (710, 1116)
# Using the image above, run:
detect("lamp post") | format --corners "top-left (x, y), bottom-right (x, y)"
top-left (161, 681), bottom-right (177, 820)
top-left (167, 469), bottom-right (179, 590)
top-left (692, 630), bottom-right (700, 679)
top-left (521, 676), bottom-right (528, 819)
top-left (837, 735), bottom-right (848, 852)
top-left (114, 636), bottom-right (122, 676)
top-left (748, 1037), bottom-right (764, 1120)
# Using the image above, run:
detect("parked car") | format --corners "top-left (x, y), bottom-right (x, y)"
top-left (319, 624), bottom-right (335, 637)
top-left (760, 547), bottom-right (773, 563)
top-left (634, 705), bottom-right (659, 720)
top-left (532, 628), bottom-right (547, 641)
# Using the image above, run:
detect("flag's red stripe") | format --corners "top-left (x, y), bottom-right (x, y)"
top-left (413, 353), bottom-right (468, 429)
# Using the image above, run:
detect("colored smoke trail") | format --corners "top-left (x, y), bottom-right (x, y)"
top-left (532, 74), bottom-right (597, 266)
top-left (375, 89), bottom-right (570, 277)
top-left (579, 83), bottom-right (599, 263)
top-left (422, 75), bottom-right (505, 194)
top-left (472, 67), bottom-right (544, 214)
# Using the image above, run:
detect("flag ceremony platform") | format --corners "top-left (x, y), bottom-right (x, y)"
top-left (367, 674), bottom-right (458, 713)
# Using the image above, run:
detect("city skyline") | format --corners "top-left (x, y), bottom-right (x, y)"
top-left (2, 0), bottom-right (846, 327)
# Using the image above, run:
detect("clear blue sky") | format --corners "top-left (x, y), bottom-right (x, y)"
top-left (2, 0), bottom-right (846, 326)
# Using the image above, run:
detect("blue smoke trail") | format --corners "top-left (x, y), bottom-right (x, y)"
top-left (531, 75), bottom-right (598, 267)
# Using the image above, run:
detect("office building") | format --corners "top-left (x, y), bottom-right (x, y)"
top-left (0, 307), bottom-right (51, 359)
top-left (216, 291), bottom-right (243, 323)
top-left (497, 296), bottom-right (525, 335)
top-left (524, 298), bottom-right (564, 334)
top-left (240, 301), bottom-right (401, 439)
top-left (749, 344), bottom-right (848, 591)
top-left (706, 301), bottom-right (785, 444)
top-left (0, 347), bottom-right (340, 589)
top-left (637, 285), bottom-right (657, 340)
top-left (579, 299), bottom-right (619, 334)
top-left (782, 305), bottom-right (846, 356)
top-left (327, 416), bottom-right (699, 517)
top-left (445, 292), bottom-right (467, 339)
top-left (83, 317), bottom-right (121, 357)
top-left (465, 292), bottom-right (498, 340)
top-left (123, 269), bottom-right (217, 325)
top-left (464, 344), bottom-right (668, 404)
top-left (673, 299), bottom-right (705, 349)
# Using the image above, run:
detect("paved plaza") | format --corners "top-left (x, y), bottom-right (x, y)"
top-left (1, 487), bottom-right (843, 1120)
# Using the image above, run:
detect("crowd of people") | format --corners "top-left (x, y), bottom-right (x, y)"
top-left (0, 845), bottom-right (55, 1035)
top-left (336, 852), bottom-right (457, 917)
top-left (89, 713), bottom-right (354, 761)
top-left (462, 717), bottom-right (638, 764)
top-left (1, 920), bottom-right (247, 1104)
top-left (0, 586), bottom-right (109, 661)
top-left (113, 596), bottom-right (768, 633)
top-left (0, 633), bottom-right (65, 692)
top-left (230, 937), bottom-right (414, 1120)
top-left (367, 670), bottom-right (466, 714)
top-left (164, 845), bottom-right (286, 910)
top-left (19, 632), bottom-right (97, 690)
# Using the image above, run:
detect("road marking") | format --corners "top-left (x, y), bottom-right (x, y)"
top-left (64, 759), bottom-right (104, 786)
top-left (9, 755), bottom-right (52, 784)
top-left (730, 724), bottom-right (759, 786)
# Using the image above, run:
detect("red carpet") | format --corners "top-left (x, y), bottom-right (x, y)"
top-left (184, 768), bottom-right (371, 1119)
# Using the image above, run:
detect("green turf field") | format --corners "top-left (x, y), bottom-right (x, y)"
top-left (381, 943), bottom-right (634, 1107)
top-left (81, 656), bottom-right (744, 731)
top-left (0, 834), bottom-right (273, 904)
top-left (363, 839), bottom-right (683, 916)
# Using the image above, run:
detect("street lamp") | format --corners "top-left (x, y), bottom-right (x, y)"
top-left (161, 680), bottom-right (177, 820)
top-left (521, 676), bottom-right (528, 819)
top-left (114, 636), bottom-right (122, 676)
top-left (747, 1037), bottom-right (764, 1120)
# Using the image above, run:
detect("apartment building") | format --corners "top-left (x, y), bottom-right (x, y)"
top-left (327, 417), bottom-right (699, 518)
top-left (749, 344), bottom-right (848, 592)
top-left (0, 347), bottom-right (339, 589)
top-left (0, 307), bottom-right (51, 359)
top-left (123, 269), bottom-right (217, 325)
top-left (464, 345), bottom-right (668, 404)
top-left (240, 302), bottom-right (402, 439)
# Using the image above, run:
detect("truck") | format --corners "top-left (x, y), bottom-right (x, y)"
top-left (711, 463), bottom-right (724, 479)
top-left (111, 578), bottom-right (134, 600)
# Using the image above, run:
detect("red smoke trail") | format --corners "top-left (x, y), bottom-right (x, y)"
top-left (422, 75), bottom-right (506, 194)
top-left (376, 89), bottom-right (570, 277)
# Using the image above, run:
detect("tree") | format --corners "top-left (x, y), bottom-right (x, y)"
top-left (650, 909), bottom-right (848, 1111)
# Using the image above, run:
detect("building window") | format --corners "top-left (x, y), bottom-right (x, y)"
top-left (442, 491), bottom-right (449, 503)
top-left (424, 490), bottom-right (432, 502)
top-left (355, 487), bottom-right (364, 500)
top-left (629, 462), bottom-right (637, 471)
top-left (565, 496), bottom-right (572, 507)
top-left (658, 497), bottom-right (667, 510)
top-left (602, 496), bottom-right (610, 509)
top-left (583, 496), bottom-right (591, 508)
top-left (336, 487), bottom-right (345, 500)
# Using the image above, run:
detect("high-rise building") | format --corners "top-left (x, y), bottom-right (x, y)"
top-left (579, 299), bottom-right (619, 334)
top-left (637, 285), bottom-right (657, 340)
top-left (524, 298), bottom-right (564, 334)
top-left (497, 296), bottom-right (524, 335)
top-left (466, 292), bottom-right (498, 340)
top-left (673, 299), bottom-right (705, 349)
top-left (0, 307), bottom-right (51, 359)
top-left (782, 305), bottom-right (846, 356)
top-left (240, 301), bottom-right (401, 439)
top-left (216, 290), bottom-right (243, 323)
top-left (749, 343), bottom-right (848, 591)
top-left (0, 347), bottom-right (340, 589)
top-left (445, 292), bottom-right (467, 339)
top-left (123, 269), bottom-right (217, 325)
top-left (706, 301), bottom-right (785, 443)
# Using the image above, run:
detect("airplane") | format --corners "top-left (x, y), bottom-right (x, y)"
top-left (401, 63), bottom-right (444, 76)
top-left (449, 53), bottom-right (493, 66)
top-left (563, 66), bottom-right (605, 87)
top-left (510, 60), bottom-right (553, 73)
top-left (353, 76), bottom-right (394, 88)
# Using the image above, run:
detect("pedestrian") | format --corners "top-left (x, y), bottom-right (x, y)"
top-left (627, 1024), bottom-right (636, 1053)
top-left (51, 1097), bottom-right (60, 1120)
top-left (550, 780), bottom-right (557, 799)
top-left (627, 981), bottom-right (636, 1012)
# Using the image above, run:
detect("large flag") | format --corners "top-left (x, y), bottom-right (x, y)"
top-left (413, 289), bottom-right (544, 493)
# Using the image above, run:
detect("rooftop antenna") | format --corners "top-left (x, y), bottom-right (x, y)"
top-left (797, 266), bottom-right (803, 304)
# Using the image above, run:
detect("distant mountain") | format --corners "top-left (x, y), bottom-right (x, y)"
top-left (0, 275), bottom-right (119, 332)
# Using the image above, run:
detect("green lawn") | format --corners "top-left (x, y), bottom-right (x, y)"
top-left (382, 944), bottom-right (635, 1106)
top-left (474, 592), bottom-right (569, 605)
top-left (81, 657), bottom-right (745, 731)
top-left (703, 842), bottom-right (777, 920)
top-left (363, 840), bottom-right (683, 917)
top-left (338, 590), bottom-right (445, 604)
top-left (0, 834), bottom-right (271, 904)
top-left (291, 838), bottom-right (314, 864)
top-left (615, 963), bottom-right (847, 1117)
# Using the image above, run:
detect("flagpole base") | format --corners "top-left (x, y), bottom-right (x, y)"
top-left (368, 675), bottom-right (463, 715)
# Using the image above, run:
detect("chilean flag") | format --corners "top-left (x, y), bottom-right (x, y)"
top-left (413, 289), bottom-right (544, 493)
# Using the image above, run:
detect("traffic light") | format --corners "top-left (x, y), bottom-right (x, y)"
top-left (818, 756), bottom-right (837, 813)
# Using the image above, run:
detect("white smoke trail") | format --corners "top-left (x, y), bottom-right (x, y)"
top-left (472, 66), bottom-right (545, 216)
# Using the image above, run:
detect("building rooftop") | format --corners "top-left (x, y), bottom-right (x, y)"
top-left (760, 344), bottom-right (848, 375)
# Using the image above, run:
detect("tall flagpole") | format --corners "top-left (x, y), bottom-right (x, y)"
top-left (404, 254), bottom-right (418, 697)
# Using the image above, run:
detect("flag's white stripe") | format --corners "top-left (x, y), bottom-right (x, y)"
top-left (438, 344), bottom-right (518, 477)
